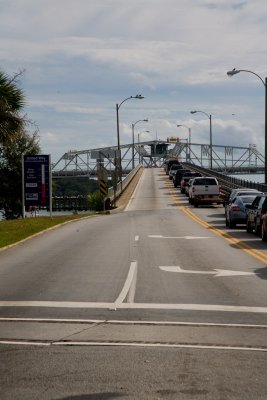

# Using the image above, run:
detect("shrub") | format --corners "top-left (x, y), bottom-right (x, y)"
top-left (87, 191), bottom-right (105, 211)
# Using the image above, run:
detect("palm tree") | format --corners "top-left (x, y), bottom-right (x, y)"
top-left (0, 70), bottom-right (25, 145)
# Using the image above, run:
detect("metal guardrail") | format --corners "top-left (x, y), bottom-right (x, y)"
top-left (182, 163), bottom-right (267, 197)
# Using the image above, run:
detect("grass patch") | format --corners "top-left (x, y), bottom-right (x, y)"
top-left (0, 214), bottom-right (95, 248)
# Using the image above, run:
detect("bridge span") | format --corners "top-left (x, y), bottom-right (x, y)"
top-left (52, 140), bottom-right (265, 179)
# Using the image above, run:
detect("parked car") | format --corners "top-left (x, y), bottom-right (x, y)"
top-left (246, 193), bottom-right (267, 235)
top-left (180, 172), bottom-right (202, 194)
top-left (185, 178), bottom-right (194, 196)
top-left (168, 164), bottom-right (183, 180)
top-left (164, 159), bottom-right (180, 175)
top-left (225, 195), bottom-right (258, 228)
top-left (188, 176), bottom-right (222, 207)
top-left (261, 212), bottom-right (267, 241)
top-left (226, 188), bottom-right (261, 205)
top-left (173, 169), bottom-right (191, 188)
top-left (225, 189), bottom-right (261, 217)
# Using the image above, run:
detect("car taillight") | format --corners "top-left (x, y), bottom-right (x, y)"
top-left (231, 206), bottom-right (240, 211)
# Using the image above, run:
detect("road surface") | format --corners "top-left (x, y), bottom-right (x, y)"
top-left (0, 168), bottom-right (267, 399)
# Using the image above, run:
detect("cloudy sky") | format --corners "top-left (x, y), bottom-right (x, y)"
top-left (1, 0), bottom-right (267, 162)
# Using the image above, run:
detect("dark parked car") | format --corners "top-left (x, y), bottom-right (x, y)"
top-left (173, 169), bottom-right (191, 188)
top-left (246, 194), bottom-right (267, 235)
top-left (164, 159), bottom-right (180, 175)
top-left (168, 164), bottom-right (183, 180)
top-left (180, 172), bottom-right (202, 194)
top-left (261, 212), bottom-right (267, 241)
top-left (225, 195), bottom-right (258, 228)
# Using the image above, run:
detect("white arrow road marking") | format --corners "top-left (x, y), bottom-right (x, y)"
top-left (159, 266), bottom-right (256, 277)
top-left (149, 235), bottom-right (211, 239)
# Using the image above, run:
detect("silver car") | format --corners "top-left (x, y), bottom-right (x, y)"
top-left (225, 194), bottom-right (259, 228)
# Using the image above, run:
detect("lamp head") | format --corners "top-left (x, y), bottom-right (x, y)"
top-left (227, 68), bottom-right (240, 77)
top-left (134, 94), bottom-right (144, 99)
top-left (190, 111), bottom-right (197, 114)
top-left (143, 118), bottom-right (149, 122)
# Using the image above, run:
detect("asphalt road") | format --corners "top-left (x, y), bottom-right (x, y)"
top-left (1, 168), bottom-right (267, 399)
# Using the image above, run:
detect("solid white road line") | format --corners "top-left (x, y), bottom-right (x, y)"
top-left (53, 342), bottom-right (267, 352)
top-left (1, 301), bottom-right (267, 313)
top-left (1, 317), bottom-right (267, 328)
top-left (0, 340), bottom-right (266, 352)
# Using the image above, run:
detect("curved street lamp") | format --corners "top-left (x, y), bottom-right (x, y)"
top-left (132, 118), bottom-right (148, 169)
top-left (227, 68), bottom-right (267, 183)
top-left (190, 110), bottom-right (213, 169)
top-left (116, 95), bottom-right (144, 194)
top-left (177, 124), bottom-right (191, 162)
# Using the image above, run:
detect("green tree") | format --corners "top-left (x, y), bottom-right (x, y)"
top-left (0, 70), bottom-right (25, 145)
top-left (0, 127), bottom-right (40, 219)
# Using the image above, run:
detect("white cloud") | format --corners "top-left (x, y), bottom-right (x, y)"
top-left (1, 0), bottom-right (267, 162)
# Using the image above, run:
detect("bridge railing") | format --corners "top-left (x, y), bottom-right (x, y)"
top-left (107, 164), bottom-right (143, 206)
top-left (183, 163), bottom-right (267, 196)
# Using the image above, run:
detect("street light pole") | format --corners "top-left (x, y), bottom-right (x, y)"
top-left (116, 95), bottom-right (144, 195)
top-left (190, 110), bottom-right (212, 169)
top-left (132, 118), bottom-right (148, 169)
top-left (227, 68), bottom-right (267, 183)
top-left (177, 124), bottom-right (192, 162)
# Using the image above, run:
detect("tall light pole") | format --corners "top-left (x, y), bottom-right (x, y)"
top-left (190, 110), bottom-right (212, 169)
top-left (116, 94), bottom-right (144, 192)
top-left (227, 68), bottom-right (267, 183)
top-left (177, 124), bottom-right (191, 162)
top-left (138, 130), bottom-right (150, 164)
top-left (132, 118), bottom-right (148, 169)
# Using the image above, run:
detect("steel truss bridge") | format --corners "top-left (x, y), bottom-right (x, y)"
top-left (52, 140), bottom-right (265, 178)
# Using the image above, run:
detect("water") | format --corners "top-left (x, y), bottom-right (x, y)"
top-left (229, 174), bottom-right (265, 184)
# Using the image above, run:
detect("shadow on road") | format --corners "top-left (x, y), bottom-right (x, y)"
top-left (56, 393), bottom-right (125, 400)
top-left (254, 267), bottom-right (267, 279)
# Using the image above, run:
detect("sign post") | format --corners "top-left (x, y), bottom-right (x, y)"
top-left (97, 164), bottom-right (108, 211)
top-left (22, 155), bottom-right (52, 217)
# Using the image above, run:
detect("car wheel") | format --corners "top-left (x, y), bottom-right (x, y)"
top-left (194, 202), bottom-right (198, 208)
top-left (262, 224), bottom-right (267, 242)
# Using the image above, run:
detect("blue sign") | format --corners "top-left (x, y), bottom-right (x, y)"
top-left (23, 155), bottom-right (50, 207)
